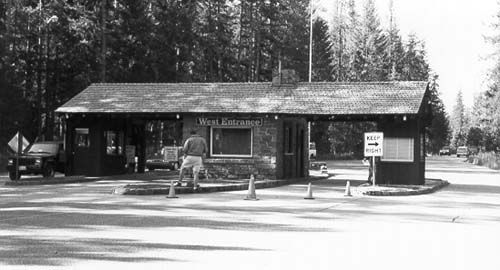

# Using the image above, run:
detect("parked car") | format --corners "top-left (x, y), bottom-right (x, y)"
top-left (146, 146), bottom-right (182, 171)
top-left (456, 146), bottom-right (469, 157)
top-left (468, 146), bottom-right (479, 155)
top-left (146, 156), bottom-right (180, 171)
top-left (439, 146), bottom-right (451, 156)
top-left (6, 141), bottom-right (65, 180)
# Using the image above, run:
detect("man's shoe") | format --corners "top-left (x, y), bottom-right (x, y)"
top-left (174, 181), bottom-right (182, 187)
top-left (186, 182), bottom-right (200, 189)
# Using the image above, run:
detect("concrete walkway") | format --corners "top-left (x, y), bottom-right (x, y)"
top-left (4, 164), bottom-right (448, 196)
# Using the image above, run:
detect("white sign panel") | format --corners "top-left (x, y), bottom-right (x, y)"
top-left (364, 132), bottom-right (383, 157)
top-left (8, 132), bottom-right (30, 154)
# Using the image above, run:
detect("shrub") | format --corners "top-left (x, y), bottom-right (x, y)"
top-left (470, 152), bottom-right (500, 170)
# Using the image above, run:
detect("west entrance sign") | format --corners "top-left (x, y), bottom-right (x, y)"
top-left (364, 132), bottom-right (383, 157)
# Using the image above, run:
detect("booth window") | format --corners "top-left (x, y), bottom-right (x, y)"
top-left (382, 137), bottom-right (414, 162)
top-left (105, 130), bottom-right (123, 155)
top-left (75, 128), bottom-right (89, 148)
top-left (211, 127), bottom-right (252, 157)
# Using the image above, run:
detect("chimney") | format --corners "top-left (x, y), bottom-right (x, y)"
top-left (272, 69), bottom-right (300, 86)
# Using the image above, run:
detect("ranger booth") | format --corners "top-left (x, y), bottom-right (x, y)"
top-left (56, 70), bottom-right (431, 185)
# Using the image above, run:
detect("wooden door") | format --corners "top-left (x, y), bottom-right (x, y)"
top-left (73, 128), bottom-right (91, 175)
top-left (283, 121), bottom-right (306, 179)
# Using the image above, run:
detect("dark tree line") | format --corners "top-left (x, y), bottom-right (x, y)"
top-left (0, 0), bottom-right (449, 161)
top-left (311, 0), bottom-right (447, 157)
top-left (466, 2), bottom-right (500, 152)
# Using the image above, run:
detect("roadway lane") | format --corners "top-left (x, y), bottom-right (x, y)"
top-left (0, 156), bottom-right (499, 270)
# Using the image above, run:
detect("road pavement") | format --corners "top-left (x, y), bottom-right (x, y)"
top-left (0, 156), bottom-right (499, 270)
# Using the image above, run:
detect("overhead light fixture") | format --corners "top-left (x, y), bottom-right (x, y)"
top-left (403, 115), bottom-right (407, 121)
top-left (274, 115), bottom-right (279, 120)
top-left (176, 114), bottom-right (180, 119)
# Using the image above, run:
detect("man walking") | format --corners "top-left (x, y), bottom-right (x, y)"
top-left (179, 129), bottom-right (208, 190)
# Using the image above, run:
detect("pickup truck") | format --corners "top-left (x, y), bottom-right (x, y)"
top-left (456, 146), bottom-right (469, 158)
top-left (6, 141), bottom-right (65, 180)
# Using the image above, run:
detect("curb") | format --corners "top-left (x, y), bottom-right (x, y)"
top-left (5, 175), bottom-right (95, 186)
top-left (112, 177), bottom-right (327, 195)
top-left (360, 179), bottom-right (449, 196)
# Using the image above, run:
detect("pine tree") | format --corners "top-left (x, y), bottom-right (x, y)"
top-left (107, 0), bottom-right (155, 83)
top-left (312, 16), bottom-right (332, 81)
top-left (450, 90), bottom-right (467, 148)
top-left (426, 75), bottom-right (450, 153)
top-left (352, 0), bottom-right (388, 81)
top-left (197, 0), bottom-right (237, 82)
top-left (279, 0), bottom-right (310, 81)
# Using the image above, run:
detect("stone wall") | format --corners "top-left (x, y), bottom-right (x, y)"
top-left (182, 115), bottom-right (279, 179)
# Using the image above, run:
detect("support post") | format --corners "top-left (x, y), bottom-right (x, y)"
top-left (372, 156), bottom-right (376, 186)
top-left (16, 131), bottom-right (23, 179)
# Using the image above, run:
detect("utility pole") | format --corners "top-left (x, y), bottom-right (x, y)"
top-left (308, 0), bottom-right (313, 83)
top-left (308, 0), bottom-right (313, 158)
top-left (101, 0), bottom-right (107, 82)
top-left (337, 0), bottom-right (343, 81)
top-left (36, 0), bottom-right (43, 140)
top-left (389, 0), bottom-right (396, 80)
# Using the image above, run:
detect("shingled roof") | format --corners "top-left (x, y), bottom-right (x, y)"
top-left (55, 81), bottom-right (428, 116)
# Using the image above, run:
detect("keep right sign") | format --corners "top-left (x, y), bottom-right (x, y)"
top-left (364, 132), bottom-right (383, 157)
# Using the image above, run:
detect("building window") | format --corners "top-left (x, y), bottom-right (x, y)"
top-left (382, 137), bottom-right (414, 162)
top-left (211, 127), bottom-right (252, 157)
top-left (105, 130), bottom-right (123, 155)
top-left (75, 128), bottom-right (89, 148)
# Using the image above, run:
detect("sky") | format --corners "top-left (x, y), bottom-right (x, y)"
top-left (320, 0), bottom-right (499, 111)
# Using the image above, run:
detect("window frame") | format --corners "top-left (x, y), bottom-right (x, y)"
top-left (210, 126), bottom-right (253, 158)
top-left (75, 128), bottom-right (90, 148)
top-left (105, 130), bottom-right (124, 156)
top-left (381, 137), bottom-right (414, 163)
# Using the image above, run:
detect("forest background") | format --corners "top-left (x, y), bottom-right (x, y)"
top-left (1, 0), bottom-right (498, 169)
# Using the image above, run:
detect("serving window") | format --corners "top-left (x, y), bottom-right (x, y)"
top-left (75, 128), bottom-right (90, 148)
top-left (381, 137), bottom-right (414, 162)
top-left (210, 127), bottom-right (252, 157)
top-left (105, 130), bottom-right (124, 155)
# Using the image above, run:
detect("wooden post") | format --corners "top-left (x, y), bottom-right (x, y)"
top-left (16, 131), bottom-right (23, 179)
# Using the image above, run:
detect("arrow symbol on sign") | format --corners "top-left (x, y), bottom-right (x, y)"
top-left (368, 142), bottom-right (379, 146)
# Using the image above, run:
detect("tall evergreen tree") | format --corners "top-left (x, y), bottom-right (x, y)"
top-left (107, 0), bottom-right (155, 82)
top-left (450, 90), bottom-right (467, 148)
top-left (329, 0), bottom-right (348, 81)
top-left (353, 0), bottom-right (388, 81)
top-left (401, 34), bottom-right (429, 81)
top-left (311, 16), bottom-right (332, 81)
top-left (197, 0), bottom-right (237, 82)
top-left (426, 75), bottom-right (450, 153)
top-left (279, 0), bottom-right (310, 81)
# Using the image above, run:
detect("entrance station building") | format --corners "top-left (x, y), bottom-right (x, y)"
top-left (56, 73), bottom-right (430, 185)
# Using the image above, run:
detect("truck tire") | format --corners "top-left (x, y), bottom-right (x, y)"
top-left (43, 163), bottom-right (55, 178)
top-left (9, 171), bottom-right (21, 180)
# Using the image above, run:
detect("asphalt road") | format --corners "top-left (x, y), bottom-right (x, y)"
top-left (0, 156), bottom-right (499, 270)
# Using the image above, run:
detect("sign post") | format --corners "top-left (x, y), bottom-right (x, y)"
top-left (8, 131), bottom-right (30, 180)
top-left (364, 132), bottom-right (383, 186)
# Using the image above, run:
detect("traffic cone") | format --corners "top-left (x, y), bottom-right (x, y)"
top-left (344, 181), bottom-right (352, 197)
top-left (244, 174), bottom-right (259, 200)
top-left (166, 180), bottom-right (178, 198)
top-left (304, 182), bottom-right (315, 200)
